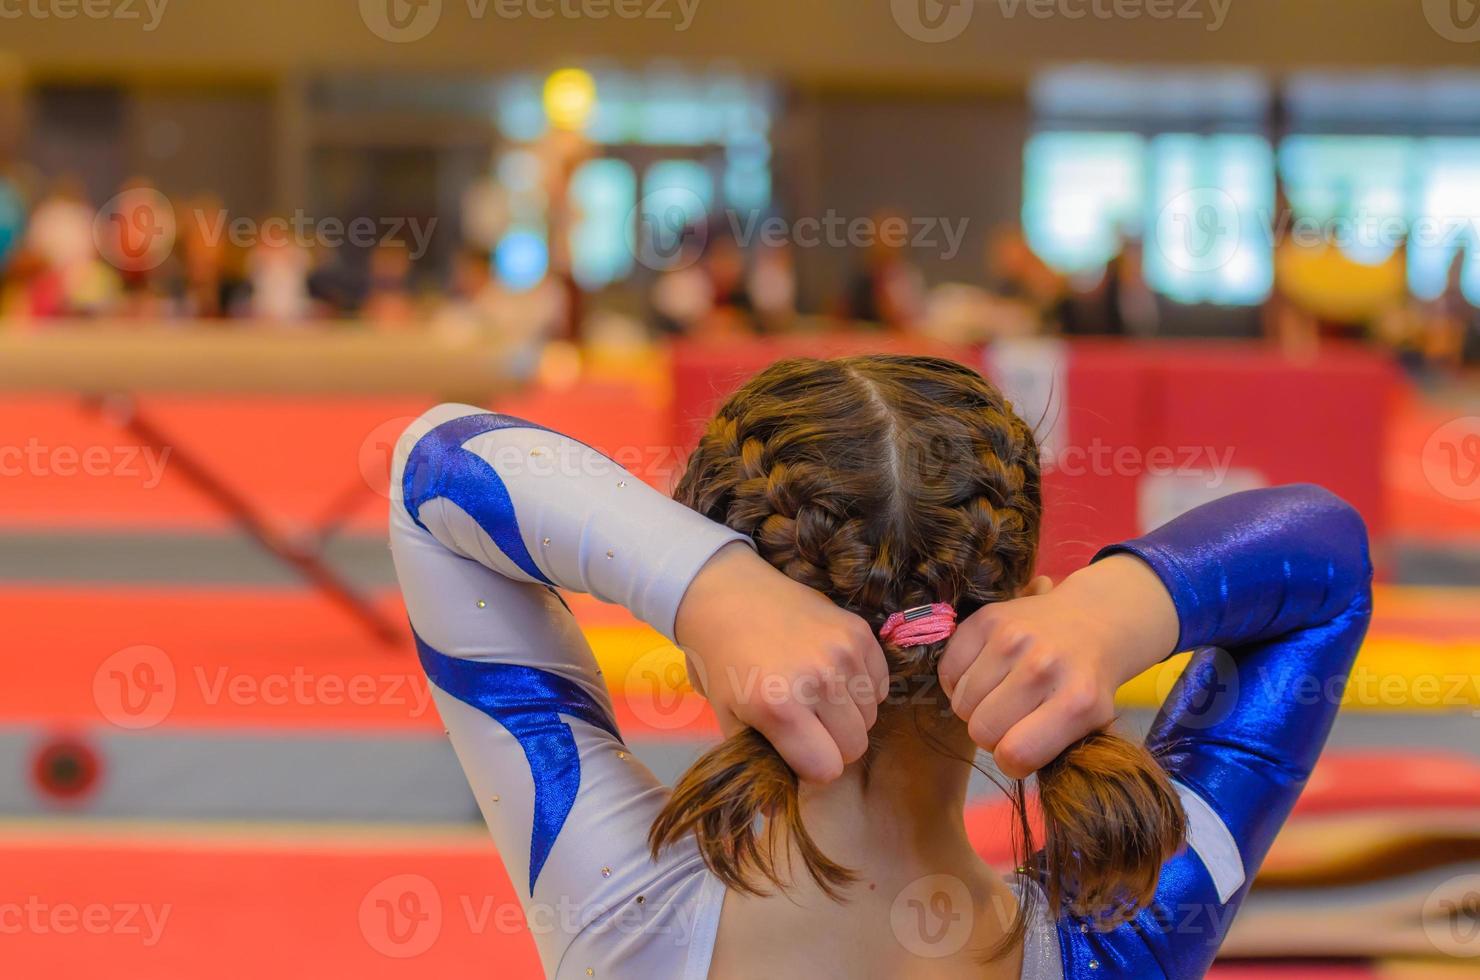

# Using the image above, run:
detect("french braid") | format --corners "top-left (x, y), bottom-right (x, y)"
top-left (649, 355), bottom-right (1184, 938)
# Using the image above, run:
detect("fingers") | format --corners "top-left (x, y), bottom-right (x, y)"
top-left (855, 677), bottom-right (879, 732)
top-left (994, 683), bottom-right (1116, 780)
top-left (834, 616), bottom-right (888, 727)
top-left (937, 607), bottom-right (1001, 697)
top-left (947, 627), bottom-right (1031, 721)
top-left (814, 693), bottom-right (871, 767)
top-left (939, 603), bottom-right (1027, 697)
top-left (965, 667), bottom-right (1049, 757)
top-left (992, 709), bottom-right (1060, 780)
top-left (736, 632), bottom-right (877, 783)
top-left (792, 638), bottom-right (874, 771)
top-left (749, 707), bottom-right (845, 783)
top-left (861, 631), bottom-right (890, 708)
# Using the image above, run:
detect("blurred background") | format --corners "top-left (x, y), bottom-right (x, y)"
top-left (1, 1), bottom-right (1478, 977)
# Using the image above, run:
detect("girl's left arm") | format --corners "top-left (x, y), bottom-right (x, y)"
top-left (1064, 484), bottom-right (1374, 978)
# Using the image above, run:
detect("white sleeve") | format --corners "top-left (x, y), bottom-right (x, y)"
top-left (388, 403), bottom-right (747, 977)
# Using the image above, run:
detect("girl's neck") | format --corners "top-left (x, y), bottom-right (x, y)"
top-left (789, 714), bottom-right (994, 887)
top-left (726, 717), bottom-right (1023, 977)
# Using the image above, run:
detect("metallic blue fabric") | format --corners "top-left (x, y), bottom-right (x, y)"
top-left (416, 630), bottom-right (621, 895)
top-left (402, 413), bottom-right (555, 586)
top-left (1046, 485), bottom-right (1373, 979)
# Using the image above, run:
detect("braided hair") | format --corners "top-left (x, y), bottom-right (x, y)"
top-left (649, 355), bottom-right (1184, 939)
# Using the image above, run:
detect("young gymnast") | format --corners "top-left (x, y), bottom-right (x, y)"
top-left (389, 355), bottom-right (1372, 979)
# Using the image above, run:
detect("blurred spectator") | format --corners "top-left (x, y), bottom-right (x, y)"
top-left (985, 226), bottom-right (1062, 312)
top-left (432, 245), bottom-right (499, 340)
top-left (748, 241), bottom-right (797, 334)
top-left (649, 221), bottom-right (761, 339)
top-left (435, 244), bottom-right (565, 374)
top-left (1431, 248), bottom-right (1480, 369)
top-left (839, 209), bottom-right (926, 330)
top-left (245, 220), bottom-right (314, 322)
top-left (21, 177), bottom-right (118, 318)
top-left (692, 232), bottom-right (757, 339)
top-left (1067, 238), bottom-right (1160, 337)
top-left (921, 226), bottom-right (1061, 343)
top-left (170, 194), bottom-right (246, 318)
top-left (103, 178), bottom-right (173, 319)
top-left (1373, 247), bottom-right (1480, 376)
top-left (361, 241), bottom-right (419, 330)
top-left (305, 245), bottom-right (364, 318)
top-left (26, 177), bottom-right (93, 274)
top-left (650, 234), bottom-right (713, 336)
top-left (1, 157), bottom-right (1467, 378)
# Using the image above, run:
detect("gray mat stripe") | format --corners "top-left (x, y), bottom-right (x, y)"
top-left (5, 710), bottom-right (1474, 822)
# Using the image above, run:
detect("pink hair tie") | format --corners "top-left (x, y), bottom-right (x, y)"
top-left (878, 603), bottom-right (957, 648)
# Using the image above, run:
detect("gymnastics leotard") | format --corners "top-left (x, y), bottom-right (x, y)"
top-left (389, 404), bottom-right (1372, 979)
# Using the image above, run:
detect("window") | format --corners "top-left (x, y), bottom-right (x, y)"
top-left (1022, 131), bottom-right (1145, 275)
top-left (1411, 139), bottom-right (1480, 302)
top-left (1026, 68), bottom-right (1480, 307)
top-left (1024, 67), bottom-right (1273, 306)
top-left (1279, 136), bottom-right (1413, 266)
top-left (1022, 131), bottom-right (1273, 304)
top-left (569, 159), bottom-right (637, 289)
top-left (1145, 133), bottom-right (1274, 304)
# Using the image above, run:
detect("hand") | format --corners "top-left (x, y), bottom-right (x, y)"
top-left (936, 555), bottom-right (1177, 779)
top-left (675, 542), bottom-right (889, 783)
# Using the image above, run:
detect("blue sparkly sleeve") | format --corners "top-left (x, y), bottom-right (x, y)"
top-left (1053, 485), bottom-right (1374, 979)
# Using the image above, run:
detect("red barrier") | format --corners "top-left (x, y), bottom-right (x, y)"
top-left (1041, 341), bottom-right (1393, 575)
